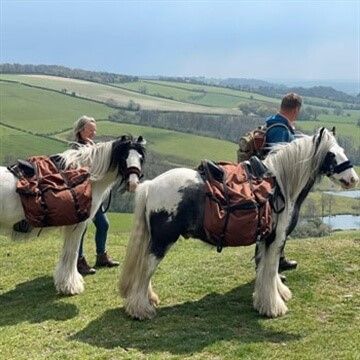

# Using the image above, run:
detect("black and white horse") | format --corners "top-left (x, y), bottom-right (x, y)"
top-left (119, 128), bottom-right (358, 319)
top-left (0, 135), bottom-right (146, 295)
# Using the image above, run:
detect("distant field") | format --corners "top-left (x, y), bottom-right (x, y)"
top-left (0, 75), bottom-right (238, 115)
top-left (317, 111), bottom-right (359, 124)
top-left (297, 121), bottom-right (360, 145)
top-left (0, 125), bottom-right (66, 163)
top-left (118, 80), bottom-right (259, 108)
top-left (0, 81), bottom-right (114, 133)
top-left (143, 80), bottom-right (280, 104)
top-left (120, 80), bottom-right (360, 123)
top-left (57, 121), bottom-right (237, 165)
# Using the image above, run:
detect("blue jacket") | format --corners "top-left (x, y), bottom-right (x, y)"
top-left (265, 113), bottom-right (295, 147)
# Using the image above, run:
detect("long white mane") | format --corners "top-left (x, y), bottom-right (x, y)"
top-left (263, 129), bottom-right (337, 201)
top-left (60, 141), bottom-right (114, 181)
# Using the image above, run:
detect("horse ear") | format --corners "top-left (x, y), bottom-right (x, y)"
top-left (137, 136), bottom-right (146, 145)
top-left (331, 126), bottom-right (336, 136)
top-left (120, 135), bottom-right (127, 142)
top-left (314, 127), bottom-right (326, 152)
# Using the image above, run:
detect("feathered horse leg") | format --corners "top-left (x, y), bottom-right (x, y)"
top-left (253, 214), bottom-right (291, 317)
top-left (119, 183), bottom-right (161, 320)
top-left (54, 222), bottom-right (87, 295)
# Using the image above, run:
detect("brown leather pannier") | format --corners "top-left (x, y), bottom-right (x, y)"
top-left (200, 161), bottom-right (274, 250)
top-left (15, 156), bottom-right (92, 227)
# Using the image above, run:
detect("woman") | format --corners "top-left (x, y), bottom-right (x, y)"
top-left (72, 115), bottom-right (119, 275)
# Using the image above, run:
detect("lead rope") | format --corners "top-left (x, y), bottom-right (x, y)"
top-left (101, 177), bottom-right (126, 214)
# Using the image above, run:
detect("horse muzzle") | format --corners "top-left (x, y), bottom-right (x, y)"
top-left (127, 173), bottom-right (140, 192)
top-left (339, 175), bottom-right (359, 189)
top-left (125, 167), bottom-right (142, 192)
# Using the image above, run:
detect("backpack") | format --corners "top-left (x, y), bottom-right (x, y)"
top-left (237, 124), bottom-right (289, 162)
top-left (198, 160), bottom-right (274, 252)
top-left (10, 156), bottom-right (92, 228)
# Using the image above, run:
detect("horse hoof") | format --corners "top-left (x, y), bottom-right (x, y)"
top-left (277, 279), bottom-right (292, 301)
top-left (149, 292), bottom-right (160, 307)
top-left (54, 275), bottom-right (85, 295)
top-left (125, 299), bottom-right (157, 320)
top-left (253, 293), bottom-right (288, 318)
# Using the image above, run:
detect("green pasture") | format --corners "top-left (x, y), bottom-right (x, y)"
top-left (297, 121), bottom-right (360, 145)
top-left (119, 80), bottom-right (360, 124)
top-left (144, 80), bottom-right (280, 104)
top-left (0, 81), bottom-right (114, 134)
top-left (119, 80), bottom-right (254, 108)
top-left (317, 111), bottom-right (359, 124)
top-left (116, 80), bottom-right (200, 102)
top-left (57, 121), bottom-right (237, 165)
top-left (0, 125), bottom-right (66, 163)
top-left (0, 213), bottom-right (359, 359)
top-left (0, 75), bottom-right (237, 115)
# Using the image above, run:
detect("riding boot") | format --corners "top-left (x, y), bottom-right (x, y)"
top-left (77, 256), bottom-right (96, 275)
top-left (95, 252), bottom-right (120, 268)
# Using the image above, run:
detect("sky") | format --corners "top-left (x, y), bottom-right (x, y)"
top-left (1, 0), bottom-right (359, 82)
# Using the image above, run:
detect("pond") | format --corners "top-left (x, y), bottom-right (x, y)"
top-left (322, 214), bottom-right (360, 230)
top-left (324, 190), bottom-right (360, 199)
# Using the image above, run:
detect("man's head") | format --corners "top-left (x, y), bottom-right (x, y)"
top-left (280, 93), bottom-right (302, 123)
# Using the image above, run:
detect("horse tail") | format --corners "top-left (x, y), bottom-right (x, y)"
top-left (119, 181), bottom-right (150, 298)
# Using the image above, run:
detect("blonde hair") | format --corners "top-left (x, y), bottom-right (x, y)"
top-left (73, 115), bottom-right (96, 142)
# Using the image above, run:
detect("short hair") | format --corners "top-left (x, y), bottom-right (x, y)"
top-left (73, 115), bottom-right (96, 141)
top-left (280, 93), bottom-right (302, 111)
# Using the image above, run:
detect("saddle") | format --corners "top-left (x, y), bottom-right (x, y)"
top-left (198, 158), bottom-right (275, 252)
top-left (9, 155), bottom-right (92, 228)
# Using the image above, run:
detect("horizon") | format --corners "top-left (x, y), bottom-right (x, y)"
top-left (1, 1), bottom-right (359, 87)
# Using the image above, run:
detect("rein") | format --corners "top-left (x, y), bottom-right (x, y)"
top-left (100, 166), bottom-right (143, 214)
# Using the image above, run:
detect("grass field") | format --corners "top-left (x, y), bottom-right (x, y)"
top-left (297, 121), bottom-right (360, 145)
top-left (0, 75), bottom-right (238, 115)
top-left (117, 80), bottom-right (259, 108)
top-left (0, 125), bottom-right (67, 162)
top-left (0, 81), bottom-right (115, 134)
top-left (57, 121), bottom-right (237, 165)
top-left (143, 80), bottom-right (281, 104)
top-left (0, 212), bottom-right (359, 359)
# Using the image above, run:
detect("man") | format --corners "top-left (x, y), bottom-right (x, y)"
top-left (262, 93), bottom-right (303, 274)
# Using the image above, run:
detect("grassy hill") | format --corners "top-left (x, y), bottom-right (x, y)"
top-left (298, 121), bottom-right (360, 143)
top-left (57, 121), bottom-right (237, 165)
top-left (0, 125), bottom-right (66, 162)
top-left (0, 81), bottom-right (114, 134)
top-left (0, 213), bottom-right (359, 359)
top-left (0, 75), bottom-right (239, 115)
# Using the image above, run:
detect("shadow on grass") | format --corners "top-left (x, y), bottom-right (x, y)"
top-left (0, 276), bottom-right (78, 326)
top-left (72, 281), bottom-right (301, 354)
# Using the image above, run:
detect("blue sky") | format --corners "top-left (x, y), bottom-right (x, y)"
top-left (1, 0), bottom-right (359, 81)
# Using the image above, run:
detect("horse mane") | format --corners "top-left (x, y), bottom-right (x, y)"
top-left (60, 135), bottom-right (145, 181)
top-left (60, 142), bottom-right (113, 181)
top-left (263, 128), bottom-right (337, 201)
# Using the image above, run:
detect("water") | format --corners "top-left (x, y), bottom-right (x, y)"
top-left (322, 215), bottom-right (360, 230)
top-left (324, 190), bottom-right (360, 199)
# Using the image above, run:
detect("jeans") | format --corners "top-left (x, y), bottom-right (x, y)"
top-left (78, 207), bottom-right (109, 258)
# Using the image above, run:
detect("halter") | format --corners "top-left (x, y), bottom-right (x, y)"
top-left (124, 166), bottom-right (143, 180)
top-left (320, 152), bottom-right (353, 176)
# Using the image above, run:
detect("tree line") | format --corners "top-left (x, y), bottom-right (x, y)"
top-left (0, 63), bottom-right (138, 84)
top-left (110, 109), bottom-right (263, 143)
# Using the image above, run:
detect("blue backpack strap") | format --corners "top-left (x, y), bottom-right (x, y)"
top-left (265, 123), bottom-right (290, 133)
